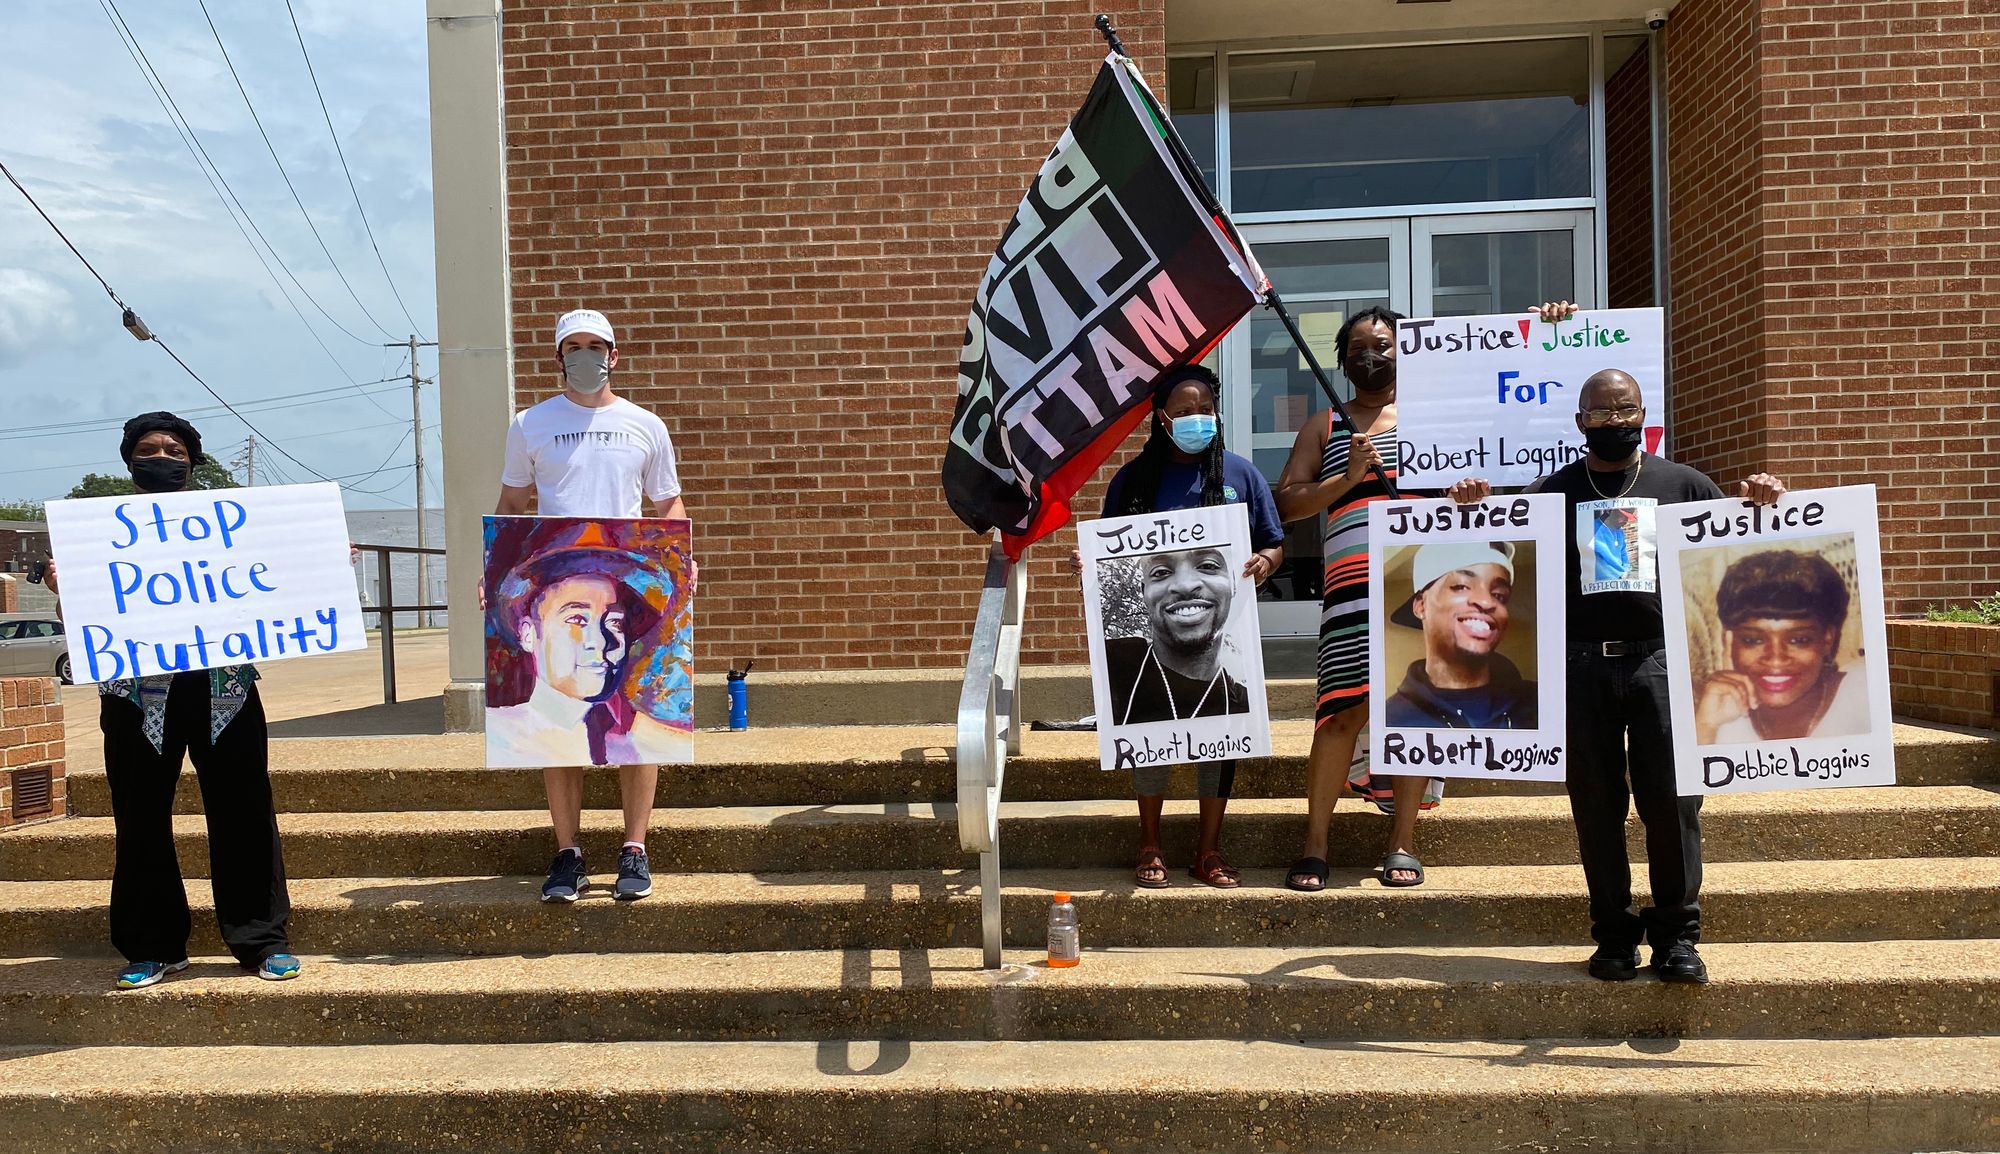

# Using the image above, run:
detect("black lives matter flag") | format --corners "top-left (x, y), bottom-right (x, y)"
top-left (942, 53), bottom-right (1265, 557)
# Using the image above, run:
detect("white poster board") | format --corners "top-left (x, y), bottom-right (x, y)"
top-left (44, 483), bottom-right (364, 684)
top-left (1658, 485), bottom-right (1894, 795)
top-left (1079, 504), bottom-right (1271, 771)
top-left (1396, 307), bottom-right (1667, 488)
top-left (1367, 494), bottom-right (1568, 782)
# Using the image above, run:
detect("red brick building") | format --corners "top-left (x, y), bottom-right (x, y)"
top-left (494, 0), bottom-right (1998, 674)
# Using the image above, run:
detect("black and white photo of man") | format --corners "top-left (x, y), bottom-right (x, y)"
top-left (1385, 541), bottom-right (1539, 730)
top-left (1103, 546), bottom-right (1250, 725)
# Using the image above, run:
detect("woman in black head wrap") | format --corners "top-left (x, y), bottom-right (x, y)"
top-left (46, 412), bottom-right (298, 988)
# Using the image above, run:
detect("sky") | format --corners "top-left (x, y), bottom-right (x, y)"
top-left (0, 0), bottom-right (436, 511)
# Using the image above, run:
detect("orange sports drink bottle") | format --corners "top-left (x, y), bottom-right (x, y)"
top-left (1046, 892), bottom-right (1080, 967)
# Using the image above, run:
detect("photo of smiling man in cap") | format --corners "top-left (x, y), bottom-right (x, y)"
top-left (1384, 540), bottom-right (1539, 730)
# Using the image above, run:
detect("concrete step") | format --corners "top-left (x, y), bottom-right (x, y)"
top-left (7, 787), bottom-right (1998, 880)
top-left (6, 858), bottom-right (1997, 957)
top-left (57, 721), bottom-right (2000, 815)
top-left (7, 940), bottom-right (1999, 1048)
top-left (4, 1036), bottom-right (1996, 1153)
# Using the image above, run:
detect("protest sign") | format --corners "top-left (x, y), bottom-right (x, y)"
top-left (1658, 485), bottom-right (1893, 796)
top-left (43, 482), bottom-right (364, 684)
top-left (1367, 493), bottom-right (1567, 782)
top-left (1079, 503), bottom-right (1270, 771)
top-left (1396, 307), bottom-right (1666, 488)
top-left (484, 517), bottom-right (694, 768)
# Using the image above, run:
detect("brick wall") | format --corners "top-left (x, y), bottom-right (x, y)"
top-left (0, 678), bottom-right (65, 829)
top-left (1666, 0), bottom-right (2000, 613)
top-left (1887, 620), bottom-right (1999, 729)
top-left (499, 0), bottom-right (1161, 670)
top-left (1604, 42), bottom-right (1654, 310)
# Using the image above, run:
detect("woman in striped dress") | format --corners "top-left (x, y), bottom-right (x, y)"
top-left (1274, 306), bottom-right (1442, 892)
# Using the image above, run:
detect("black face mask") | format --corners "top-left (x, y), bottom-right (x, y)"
top-left (1583, 424), bottom-right (1643, 462)
top-left (130, 456), bottom-right (191, 493)
top-left (1345, 350), bottom-right (1396, 392)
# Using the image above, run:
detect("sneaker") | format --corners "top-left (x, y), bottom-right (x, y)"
top-left (1586, 944), bottom-right (1640, 982)
top-left (116, 959), bottom-right (189, 990)
top-left (258, 954), bottom-right (303, 982)
top-left (542, 848), bottom-right (588, 903)
top-left (614, 845), bottom-right (653, 902)
top-left (1651, 940), bottom-right (1710, 985)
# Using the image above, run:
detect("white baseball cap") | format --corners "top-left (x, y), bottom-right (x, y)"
top-left (1393, 541), bottom-right (1516, 628)
top-left (554, 308), bottom-right (616, 350)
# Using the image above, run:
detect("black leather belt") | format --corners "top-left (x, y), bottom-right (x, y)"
top-left (1571, 638), bottom-right (1664, 657)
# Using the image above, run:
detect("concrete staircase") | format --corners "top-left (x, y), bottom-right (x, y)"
top-left (4, 721), bottom-right (1999, 1152)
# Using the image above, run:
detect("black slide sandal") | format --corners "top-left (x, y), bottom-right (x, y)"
top-left (1286, 856), bottom-right (1330, 893)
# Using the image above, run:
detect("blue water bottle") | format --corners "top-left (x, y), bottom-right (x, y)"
top-left (727, 660), bottom-right (753, 730)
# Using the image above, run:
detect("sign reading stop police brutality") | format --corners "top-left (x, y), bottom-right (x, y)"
top-left (1395, 307), bottom-right (1668, 489)
top-left (942, 53), bottom-right (1265, 555)
top-left (1658, 485), bottom-right (1894, 796)
top-left (1367, 493), bottom-right (1567, 782)
top-left (44, 482), bottom-right (365, 684)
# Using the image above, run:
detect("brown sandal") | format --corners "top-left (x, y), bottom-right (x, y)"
top-left (1188, 850), bottom-right (1241, 889)
top-left (1134, 847), bottom-right (1170, 889)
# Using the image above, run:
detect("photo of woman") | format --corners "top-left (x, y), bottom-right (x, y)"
top-left (1689, 541), bottom-right (1870, 745)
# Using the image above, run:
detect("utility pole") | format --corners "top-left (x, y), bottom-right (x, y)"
top-left (386, 335), bottom-right (440, 626)
top-left (233, 435), bottom-right (257, 486)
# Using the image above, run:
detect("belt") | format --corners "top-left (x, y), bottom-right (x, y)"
top-left (1570, 638), bottom-right (1664, 658)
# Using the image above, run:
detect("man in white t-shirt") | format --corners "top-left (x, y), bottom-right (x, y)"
top-left (497, 308), bottom-right (689, 904)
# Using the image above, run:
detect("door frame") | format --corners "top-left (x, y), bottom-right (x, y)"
top-left (1409, 210), bottom-right (1598, 316)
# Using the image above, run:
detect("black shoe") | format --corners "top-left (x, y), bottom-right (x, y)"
top-left (541, 848), bottom-right (588, 903)
top-left (614, 845), bottom-right (653, 902)
top-left (1651, 941), bottom-right (1709, 985)
top-left (1587, 944), bottom-right (1641, 982)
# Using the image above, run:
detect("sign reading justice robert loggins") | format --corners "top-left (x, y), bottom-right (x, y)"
top-left (1395, 307), bottom-right (1667, 489)
top-left (942, 53), bottom-right (1265, 554)
top-left (43, 482), bottom-right (365, 684)
top-left (1079, 504), bottom-right (1272, 773)
top-left (1367, 494), bottom-right (1568, 782)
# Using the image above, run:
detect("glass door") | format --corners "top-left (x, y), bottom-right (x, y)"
top-left (1226, 221), bottom-right (1410, 637)
top-left (1411, 211), bottom-right (1594, 316)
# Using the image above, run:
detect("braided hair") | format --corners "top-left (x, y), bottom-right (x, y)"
top-left (1119, 365), bottom-right (1228, 516)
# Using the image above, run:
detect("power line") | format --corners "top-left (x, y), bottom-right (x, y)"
top-left (0, 380), bottom-right (408, 442)
top-left (196, 0), bottom-right (400, 342)
top-left (97, 0), bottom-right (379, 359)
top-left (0, 161), bottom-right (128, 312)
top-left (283, 0), bottom-right (429, 341)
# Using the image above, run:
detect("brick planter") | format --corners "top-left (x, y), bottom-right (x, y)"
top-left (1887, 620), bottom-right (2000, 731)
top-left (0, 677), bottom-right (65, 829)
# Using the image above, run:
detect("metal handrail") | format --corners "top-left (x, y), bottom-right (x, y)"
top-left (955, 538), bottom-right (1026, 970)
top-left (353, 543), bottom-right (447, 705)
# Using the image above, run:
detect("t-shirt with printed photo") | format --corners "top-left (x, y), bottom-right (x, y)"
top-left (500, 395), bottom-right (681, 519)
top-left (1527, 453), bottom-right (1723, 642)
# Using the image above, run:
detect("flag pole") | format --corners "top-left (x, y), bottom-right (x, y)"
top-left (1093, 15), bottom-right (1397, 498)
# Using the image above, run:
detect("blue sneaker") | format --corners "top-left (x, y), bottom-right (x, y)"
top-left (116, 959), bottom-right (189, 990)
top-left (258, 954), bottom-right (303, 982)
top-left (542, 848), bottom-right (588, 903)
top-left (614, 845), bottom-right (653, 902)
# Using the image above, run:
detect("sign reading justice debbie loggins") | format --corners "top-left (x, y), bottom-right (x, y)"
top-left (1078, 504), bottom-right (1271, 772)
top-left (1395, 307), bottom-right (1667, 489)
top-left (43, 482), bottom-right (365, 683)
top-left (1658, 485), bottom-right (1894, 796)
top-left (1367, 494), bottom-right (1567, 782)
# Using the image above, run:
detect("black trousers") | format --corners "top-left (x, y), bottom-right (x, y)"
top-left (102, 674), bottom-right (291, 967)
top-left (1565, 645), bottom-right (1702, 950)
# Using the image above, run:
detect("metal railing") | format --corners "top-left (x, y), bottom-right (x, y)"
top-left (354, 543), bottom-right (447, 704)
top-left (955, 540), bottom-right (1026, 969)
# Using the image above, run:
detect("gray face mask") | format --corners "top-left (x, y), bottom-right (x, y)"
top-left (562, 348), bottom-right (611, 394)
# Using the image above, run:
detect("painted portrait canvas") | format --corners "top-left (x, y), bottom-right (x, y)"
top-left (483, 517), bottom-right (694, 768)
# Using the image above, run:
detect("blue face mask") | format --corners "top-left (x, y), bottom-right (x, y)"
top-left (1168, 413), bottom-right (1218, 453)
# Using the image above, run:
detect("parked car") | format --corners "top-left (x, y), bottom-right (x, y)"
top-left (0, 614), bottom-right (68, 683)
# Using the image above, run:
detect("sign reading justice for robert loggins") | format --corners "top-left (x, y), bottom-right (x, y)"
top-left (44, 482), bottom-right (365, 684)
top-left (1395, 307), bottom-right (1667, 489)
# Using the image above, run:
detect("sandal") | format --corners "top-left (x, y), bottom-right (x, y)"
top-left (1286, 856), bottom-right (1330, 893)
top-left (1380, 850), bottom-right (1426, 888)
top-left (1187, 850), bottom-right (1241, 889)
top-left (1134, 847), bottom-right (1169, 889)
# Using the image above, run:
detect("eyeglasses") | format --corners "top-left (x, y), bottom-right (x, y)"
top-left (1581, 404), bottom-right (1644, 426)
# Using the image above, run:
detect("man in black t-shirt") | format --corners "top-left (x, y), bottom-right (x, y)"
top-left (1104, 547), bottom-right (1250, 725)
top-left (1452, 349), bottom-right (1785, 986)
